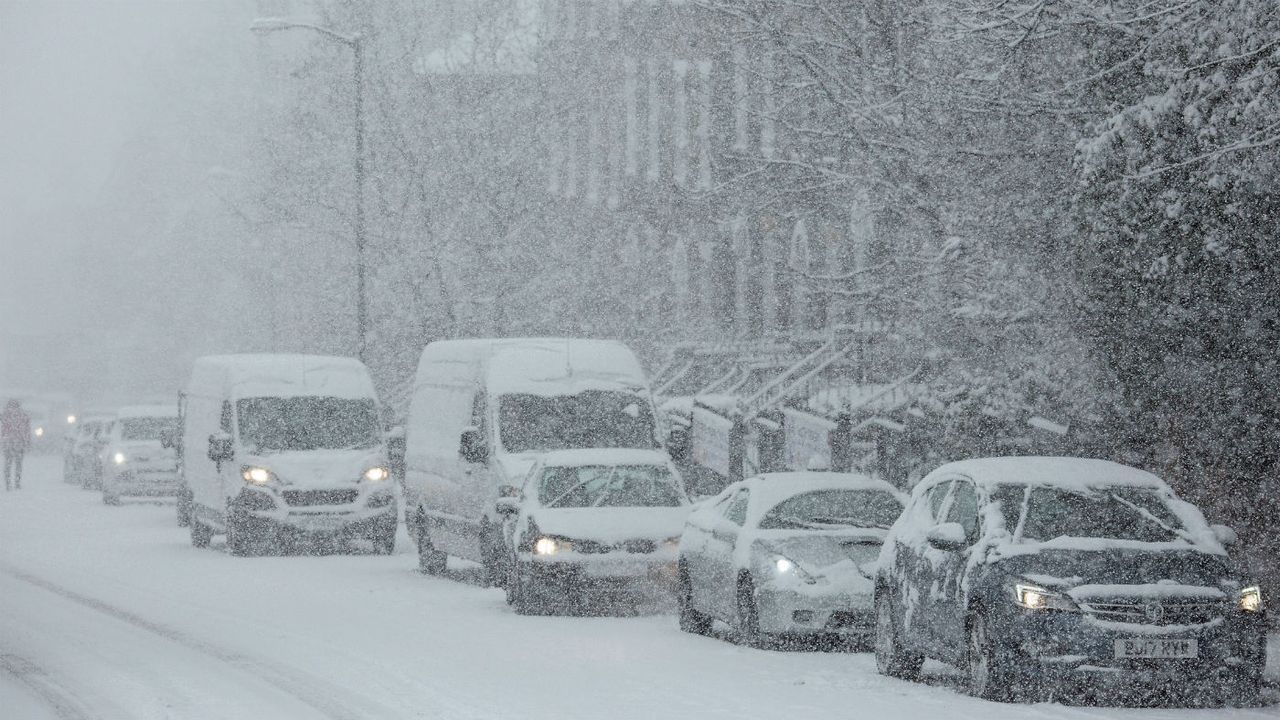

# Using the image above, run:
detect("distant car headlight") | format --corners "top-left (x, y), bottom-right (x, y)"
top-left (35, 427), bottom-right (45, 437)
top-left (113, 452), bottom-right (126, 465)
top-left (770, 553), bottom-right (817, 585)
top-left (1014, 582), bottom-right (1078, 611)
top-left (240, 466), bottom-right (275, 485)
top-left (1239, 586), bottom-right (1263, 613)
top-left (362, 466), bottom-right (390, 482)
top-left (67, 415), bottom-right (77, 424)
top-left (534, 536), bottom-right (569, 556)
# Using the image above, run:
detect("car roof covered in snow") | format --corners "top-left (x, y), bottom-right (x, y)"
top-left (716, 472), bottom-right (905, 527)
top-left (116, 404), bottom-right (178, 419)
top-left (187, 354), bottom-right (376, 401)
top-left (537, 448), bottom-right (674, 468)
top-left (915, 456), bottom-right (1168, 494)
top-left (414, 337), bottom-right (650, 396)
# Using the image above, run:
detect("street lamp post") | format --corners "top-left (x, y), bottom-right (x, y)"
top-left (251, 18), bottom-right (367, 364)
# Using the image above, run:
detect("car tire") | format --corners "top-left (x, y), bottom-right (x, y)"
top-left (102, 490), bottom-right (120, 506)
top-left (416, 516), bottom-right (447, 575)
top-left (1216, 666), bottom-right (1262, 707)
top-left (176, 488), bottom-right (192, 527)
top-left (370, 522), bottom-right (396, 556)
top-left (676, 562), bottom-right (712, 636)
top-left (874, 590), bottom-right (924, 679)
top-left (967, 612), bottom-right (1022, 701)
top-left (480, 521), bottom-right (506, 590)
top-left (509, 561), bottom-right (539, 615)
top-left (736, 574), bottom-right (768, 648)
top-left (190, 519), bottom-right (212, 548)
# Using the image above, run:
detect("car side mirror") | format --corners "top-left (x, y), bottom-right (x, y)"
top-left (207, 432), bottom-right (234, 464)
top-left (1211, 523), bottom-right (1238, 547)
top-left (495, 496), bottom-right (520, 517)
top-left (459, 426), bottom-right (488, 465)
top-left (667, 425), bottom-right (690, 461)
top-left (926, 522), bottom-right (967, 552)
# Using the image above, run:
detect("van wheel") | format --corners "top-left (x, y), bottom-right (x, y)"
top-left (226, 511), bottom-right (268, 557)
top-left (677, 562), bottom-right (712, 635)
top-left (480, 522), bottom-right (506, 589)
top-left (416, 518), bottom-right (447, 575)
top-left (176, 488), bottom-right (192, 527)
top-left (102, 491), bottom-right (120, 506)
top-left (190, 519), bottom-right (212, 548)
top-left (874, 590), bottom-right (923, 679)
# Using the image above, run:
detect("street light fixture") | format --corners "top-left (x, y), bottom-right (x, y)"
top-left (251, 17), bottom-right (367, 364)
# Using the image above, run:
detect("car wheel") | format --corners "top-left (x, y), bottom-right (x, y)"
top-left (369, 522), bottom-right (396, 556)
top-left (735, 574), bottom-right (768, 648)
top-left (676, 562), bottom-right (712, 636)
top-left (190, 519), bottom-right (212, 548)
top-left (176, 488), bottom-right (192, 527)
top-left (509, 561), bottom-right (539, 615)
top-left (1214, 666), bottom-right (1263, 707)
top-left (102, 490), bottom-right (120, 506)
top-left (967, 612), bottom-right (1023, 701)
top-left (416, 516), bottom-right (447, 575)
top-left (874, 590), bottom-right (924, 679)
top-left (479, 521), bottom-right (506, 589)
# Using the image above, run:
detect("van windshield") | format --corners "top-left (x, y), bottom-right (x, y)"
top-left (498, 390), bottom-right (657, 453)
top-left (120, 417), bottom-right (179, 442)
top-left (237, 397), bottom-right (380, 452)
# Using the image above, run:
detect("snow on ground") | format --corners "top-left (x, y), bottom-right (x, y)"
top-left (0, 455), bottom-right (1276, 719)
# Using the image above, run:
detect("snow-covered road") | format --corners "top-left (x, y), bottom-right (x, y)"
top-left (1, 455), bottom-right (1276, 719)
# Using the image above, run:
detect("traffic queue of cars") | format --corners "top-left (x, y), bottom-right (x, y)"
top-left (65, 338), bottom-right (1269, 707)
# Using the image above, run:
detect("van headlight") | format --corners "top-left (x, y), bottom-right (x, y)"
top-left (1239, 586), bottom-right (1263, 613)
top-left (534, 536), bottom-right (569, 556)
top-left (240, 466), bottom-right (275, 485)
top-left (362, 466), bottom-right (390, 482)
top-left (1014, 582), bottom-right (1078, 612)
top-left (113, 452), bottom-right (126, 465)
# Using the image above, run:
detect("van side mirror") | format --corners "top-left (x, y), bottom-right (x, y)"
top-left (926, 522), bottom-right (967, 552)
top-left (160, 429), bottom-right (176, 449)
top-left (207, 432), bottom-right (234, 464)
top-left (495, 496), bottom-right (520, 517)
top-left (459, 427), bottom-right (488, 464)
top-left (1211, 524), bottom-right (1238, 547)
top-left (667, 425), bottom-right (691, 461)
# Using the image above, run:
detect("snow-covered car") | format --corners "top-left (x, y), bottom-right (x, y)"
top-left (498, 449), bottom-right (690, 615)
top-left (63, 415), bottom-right (112, 488)
top-left (874, 457), bottom-right (1267, 704)
top-left (100, 405), bottom-right (180, 505)
top-left (676, 472), bottom-right (906, 647)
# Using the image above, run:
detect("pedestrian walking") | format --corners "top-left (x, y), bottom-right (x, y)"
top-left (1, 399), bottom-right (32, 490)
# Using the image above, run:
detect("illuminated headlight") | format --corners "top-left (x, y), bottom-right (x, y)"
top-left (362, 466), bottom-right (390, 482)
top-left (113, 452), bottom-right (126, 465)
top-left (770, 554), bottom-right (817, 585)
top-left (534, 537), bottom-right (568, 556)
top-left (1014, 582), bottom-right (1078, 611)
top-left (240, 466), bottom-right (274, 485)
top-left (1239, 586), bottom-right (1263, 613)
top-left (35, 427), bottom-right (44, 437)
top-left (67, 415), bottom-right (77, 424)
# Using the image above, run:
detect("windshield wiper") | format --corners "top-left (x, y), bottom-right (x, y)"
top-left (1106, 492), bottom-right (1188, 542)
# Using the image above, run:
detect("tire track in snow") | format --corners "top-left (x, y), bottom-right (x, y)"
top-left (2, 564), bottom-right (397, 720)
top-left (0, 652), bottom-right (104, 720)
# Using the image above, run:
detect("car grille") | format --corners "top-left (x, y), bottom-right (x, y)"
top-left (827, 610), bottom-right (873, 630)
top-left (1078, 598), bottom-right (1223, 626)
top-left (281, 489), bottom-right (358, 507)
top-left (572, 539), bottom-right (658, 554)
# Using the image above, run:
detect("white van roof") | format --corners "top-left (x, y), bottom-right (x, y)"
top-left (187, 354), bottom-right (377, 401)
top-left (414, 338), bottom-right (649, 395)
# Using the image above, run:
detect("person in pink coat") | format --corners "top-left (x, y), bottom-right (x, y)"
top-left (1, 399), bottom-right (32, 490)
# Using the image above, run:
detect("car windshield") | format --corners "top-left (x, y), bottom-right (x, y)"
top-left (758, 489), bottom-right (904, 530)
top-left (498, 390), bottom-right (657, 453)
top-left (538, 464), bottom-right (683, 508)
top-left (237, 396), bottom-right (379, 452)
top-left (994, 484), bottom-right (1189, 544)
top-left (120, 417), bottom-right (178, 441)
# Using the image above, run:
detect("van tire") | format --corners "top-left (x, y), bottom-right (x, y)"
top-left (176, 487), bottom-right (192, 527)
top-left (190, 519), bottom-right (212, 548)
top-left (480, 521), bottom-right (505, 589)
top-left (227, 510), bottom-right (270, 557)
top-left (416, 516), bottom-right (447, 575)
top-left (102, 490), bottom-right (120, 506)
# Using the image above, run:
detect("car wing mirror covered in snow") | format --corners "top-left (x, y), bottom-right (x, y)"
top-left (495, 497), bottom-right (521, 517)
top-left (459, 426), bottom-right (488, 465)
top-left (207, 432), bottom-right (234, 464)
top-left (926, 522), bottom-right (967, 552)
top-left (1211, 523), bottom-right (1239, 547)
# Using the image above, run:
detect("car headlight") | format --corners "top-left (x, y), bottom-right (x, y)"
top-left (1014, 582), bottom-right (1078, 611)
top-left (240, 466), bottom-right (275, 485)
top-left (1239, 586), bottom-right (1263, 613)
top-left (113, 452), bottom-right (126, 465)
top-left (362, 466), bottom-right (390, 482)
top-left (770, 553), bottom-right (817, 585)
top-left (534, 536), bottom-right (569, 556)
top-left (35, 427), bottom-right (44, 437)
top-left (67, 415), bottom-right (77, 424)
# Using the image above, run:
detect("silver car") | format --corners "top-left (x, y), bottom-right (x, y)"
top-left (676, 472), bottom-right (905, 647)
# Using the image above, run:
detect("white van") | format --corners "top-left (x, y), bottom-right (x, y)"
top-left (183, 354), bottom-right (396, 556)
top-left (403, 338), bottom-right (665, 582)
top-left (100, 404), bottom-right (180, 505)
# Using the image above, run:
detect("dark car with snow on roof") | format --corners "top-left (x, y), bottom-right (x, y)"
top-left (873, 457), bottom-right (1266, 704)
top-left (676, 472), bottom-right (906, 647)
top-left (497, 448), bottom-right (690, 615)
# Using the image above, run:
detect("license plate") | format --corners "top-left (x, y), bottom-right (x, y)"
top-left (1114, 638), bottom-right (1198, 659)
